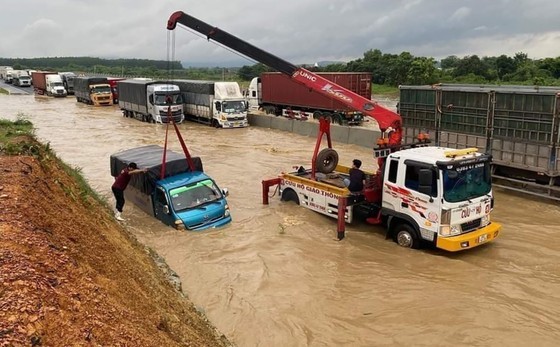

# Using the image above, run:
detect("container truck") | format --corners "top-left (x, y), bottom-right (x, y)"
top-left (31, 71), bottom-right (67, 96)
top-left (110, 145), bottom-right (231, 230)
top-left (117, 79), bottom-right (184, 123)
top-left (59, 72), bottom-right (76, 94)
top-left (172, 79), bottom-right (248, 128)
top-left (0, 66), bottom-right (13, 81)
top-left (168, 10), bottom-right (502, 251)
top-left (107, 77), bottom-right (125, 103)
top-left (247, 72), bottom-right (371, 125)
top-left (74, 77), bottom-right (113, 106)
top-left (399, 84), bottom-right (560, 200)
top-left (12, 70), bottom-right (31, 87)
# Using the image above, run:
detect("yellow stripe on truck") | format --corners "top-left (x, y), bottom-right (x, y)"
top-left (436, 222), bottom-right (502, 252)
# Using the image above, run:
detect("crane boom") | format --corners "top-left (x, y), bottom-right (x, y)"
top-left (167, 11), bottom-right (402, 145)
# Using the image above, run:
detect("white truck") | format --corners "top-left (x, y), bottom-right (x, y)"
top-left (0, 66), bottom-right (13, 81)
top-left (117, 79), bottom-right (184, 123)
top-left (266, 145), bottom-right (501, 251)
top-left (172, 80), bottom-right (248, 128)
top-left (31, 71), bottom-right (67, 97)
top-left (12, 70), bottom-right (32, 87)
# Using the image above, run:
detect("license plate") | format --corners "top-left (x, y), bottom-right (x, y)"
top-left (477, 234), bottom-right (488, 243)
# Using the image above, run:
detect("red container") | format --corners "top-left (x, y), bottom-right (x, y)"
top-left (260, 72), bottom-right (372, 111)
top-left (107, 77), bottom-right (126, 103)
top-left (31, 71), bottom-right (56, 94)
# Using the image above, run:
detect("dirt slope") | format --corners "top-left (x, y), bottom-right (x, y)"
top-left (0, 139), bottom-right (230, 346)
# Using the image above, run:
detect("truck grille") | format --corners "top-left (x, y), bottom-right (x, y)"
top-left (461, 218), bottom-right (481, 233)
top-left (227, 116), bottom-right (245, 121)
top-left (187, 216), bottom-right (223, 229)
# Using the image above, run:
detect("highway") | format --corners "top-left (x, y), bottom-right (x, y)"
top-left (0, 79), bottom-right (33, 95)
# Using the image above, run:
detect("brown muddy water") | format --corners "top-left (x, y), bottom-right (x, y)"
top-left (2, 94), bottom-right (560, 347)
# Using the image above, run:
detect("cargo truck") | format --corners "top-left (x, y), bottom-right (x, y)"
top-left (399, 84), bottom-right (560, 200)
top-left (172, 79), bottom-right (248, 128)
top-left (247, 72), bottom-right (371, 125)
top-left (31, 71), bottom-right (67, 96)
top-left (118, 79), bottom-right (184, 123)
top-left (110, 145), bottom-right (232, 230)
top-left (12, 70), bottom-right (31, 87)
top-left (74, 77), bottom-right (113, 106)
top-left (59, 72), bottom-right (76, 94)
top-left (169, 11), bottom-right (502, 251)
top-left (0, 66), bottom-right (13, 81)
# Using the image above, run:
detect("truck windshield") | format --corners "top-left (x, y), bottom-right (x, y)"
top-left (169, 179), bottom-right (223, 212)
top-left (221, 100), bottom-right (246, 113)
top-left (442, 162), bottom-right (492, 203)
top-left (92, 86), bottom-right (111, 94)
top-left (155, 93), bottom-right (182, 105)
top-left (52, 82), bottom-right (63, 87)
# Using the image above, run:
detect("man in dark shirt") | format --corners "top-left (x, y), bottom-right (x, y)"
top-left (347, 159), bottom-right (365, 194)
top-left (111, 162), bottom-right (147, 221)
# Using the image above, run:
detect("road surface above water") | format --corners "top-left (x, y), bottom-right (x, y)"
top-left (2, 94), bottom-right (560, 347)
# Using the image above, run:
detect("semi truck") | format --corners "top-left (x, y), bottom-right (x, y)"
top-left (31, 71), bottom-right (67, 96)
top-left (399, 84), bottom-right (560, 201)
top-left (172, 79), bottom-right (248, 128)
top-left (59, 72), bottom-right (76, 94)
top-left (107, 77), bottom-right (126, 103)
top-left (110, 145), bottom-right (231, 230)
top-left (12, 70), bottom-right (31, 87)
top-left (117, 79), bottom-right (184, 123)
top-left (168, 11), bottom-right (502, 251)
top-left (0, 66), bottom-right (13, 81)
top-left (248, 72), bottom-right (370, 125)
top-left (74, 77), bottom-right (113, 106)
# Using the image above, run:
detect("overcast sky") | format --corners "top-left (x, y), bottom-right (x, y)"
top-left (1, 0), bottom-right (559, 67)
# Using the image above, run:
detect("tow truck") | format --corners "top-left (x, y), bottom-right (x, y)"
top-left (167, 11), bottom-right (502, 251)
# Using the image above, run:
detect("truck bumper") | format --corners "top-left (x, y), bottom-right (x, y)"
top-left (436, 222), bottom-right (502, 252)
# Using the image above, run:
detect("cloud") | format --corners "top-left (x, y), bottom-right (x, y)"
top-left (0, 0), bottom-right (558, 66)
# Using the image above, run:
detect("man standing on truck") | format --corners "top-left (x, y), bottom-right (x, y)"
top-left (111, 162), bottom-right (147, 221)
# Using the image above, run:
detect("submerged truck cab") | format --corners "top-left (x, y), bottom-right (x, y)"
top-left (110, 145), bottom-right (231, 230)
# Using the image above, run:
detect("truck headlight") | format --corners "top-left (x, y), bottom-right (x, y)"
top-left (440, 224), bottom-right (461, 236)
top-left (481, 214), bottom-right (490, 227)
top-left (174, 219), bottom-right (186, 230)
top-left (224, 204), bottom-right (230, 217)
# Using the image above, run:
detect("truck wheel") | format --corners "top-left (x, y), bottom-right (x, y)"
top-left (313, 111), bottom-right (322, 120)
top-left (281, 189), bottom-right (300, 205)
top-left (393, 223), bottom-right (421, 249)
top-left (316, 148), bottom-right (339, 174)
top-left (334, 113), bottom-right (344, 125)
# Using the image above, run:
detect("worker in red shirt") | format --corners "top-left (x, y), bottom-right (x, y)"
top-left (111, 162), bottom-right (147, 221)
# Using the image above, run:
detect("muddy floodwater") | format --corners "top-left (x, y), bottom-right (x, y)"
top-left (2, 94), bottom-right (560, 347)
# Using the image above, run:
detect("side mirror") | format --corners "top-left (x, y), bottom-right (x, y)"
top-left (163, 205), bottom-right (170, 215)
top-left (222, 188), bottom-right (229, 197)
top-left (418, 169), bottom-right (433, 196)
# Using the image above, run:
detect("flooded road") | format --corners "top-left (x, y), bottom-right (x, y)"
top-left (2, 94), bottom-right (560, 346)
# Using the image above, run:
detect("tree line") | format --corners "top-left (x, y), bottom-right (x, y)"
top-left (238, 50), bottom-right (560, 86)
top-left (2, 52), bottom-right (559, 87)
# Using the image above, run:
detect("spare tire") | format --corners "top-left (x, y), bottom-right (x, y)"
top-left (316, 148), bottom-right (339, 174)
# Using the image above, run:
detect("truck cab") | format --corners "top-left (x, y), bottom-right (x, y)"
top-left (152, 172), bottom-right (231, 230)
top-left (381, 147), bottom-right (501, 251)
top-left (45, 75), bottom-right (67, 97)
top-left (212, 82), bottom-right (248, 128)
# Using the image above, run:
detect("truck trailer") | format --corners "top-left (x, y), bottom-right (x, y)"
top-left (74, 77), bottom-right (113, 106)
top-left (118, 79), bottom-right (184, 123)
top-left (110, 145), bottom-right (231, 230)
top-left (247, 72), bottom-right (371, 125)
top-left (31, 71), bottom-right (67, 96)
top-left (399, 84), bottom-right (560, 200)
top-left (172, 79), bottom-right (248, 128)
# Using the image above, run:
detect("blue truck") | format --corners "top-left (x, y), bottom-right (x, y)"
top-left (110, 145), bottom-right (231, 230)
